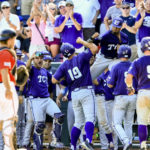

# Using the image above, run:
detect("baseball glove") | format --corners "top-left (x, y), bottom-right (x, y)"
top-left (16, 65), bottom-right (29, 86)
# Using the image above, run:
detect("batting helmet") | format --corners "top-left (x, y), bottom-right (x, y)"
top-left (117, 45), bottom-right (131, 59)
top-left (60, 43), bottom-right (75, 58)
top-left (0, 29), bottom-right (16, 41)
top-left (141, 37), bottom-right (150, 53)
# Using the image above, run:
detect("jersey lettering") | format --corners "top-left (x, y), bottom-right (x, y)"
top-left (38, 75), bottom-right (48, 83)
top-left (107, 44), bottom-right (117, 51)
top-left (68, 67), bottom-right (82, 81)
top-left (147, 65), bottom-right (150, 79)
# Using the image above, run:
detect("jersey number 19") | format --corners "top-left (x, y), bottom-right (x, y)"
top-left (68, 67), bottom-right (82, 81)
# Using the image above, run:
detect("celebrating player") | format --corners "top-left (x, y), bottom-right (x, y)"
top-left (26, 51), bottom-right (64, 149)
top-left (0, 29), bottom-right (19, 150)
top-left (126, 37), bottom-right (150, 150)
top-left (90, 17), bottom-right (128, 80)
top-left (108, 45), bottom-right (137, 150)
top-left (52, 38), bottom-right (98, 150)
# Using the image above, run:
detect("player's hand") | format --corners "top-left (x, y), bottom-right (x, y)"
top-left (56, 98), bottom-right (61, 107)
top-left (62, 96), bottom-right (68, 102)
top-left (127, 86), bottom-right (135, 95)
top-left (5, 89), bottom-right (13, 100)
top-left (76, 37), bottom-right (83, 44)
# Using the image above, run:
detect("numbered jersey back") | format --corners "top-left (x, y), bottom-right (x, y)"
top-left (128, 56), bottom-right (150, 90)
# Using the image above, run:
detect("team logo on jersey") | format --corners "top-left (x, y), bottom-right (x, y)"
top-left (4, 62), bottom-right (11, 67)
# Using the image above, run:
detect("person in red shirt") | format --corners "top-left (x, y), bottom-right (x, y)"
top-left (0, 29), bottom-right (19, 150)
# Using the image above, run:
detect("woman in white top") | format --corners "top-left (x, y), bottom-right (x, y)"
top-left (45, 3), bottom-right (61, 57)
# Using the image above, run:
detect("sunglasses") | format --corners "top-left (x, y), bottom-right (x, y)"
top-left (59, 6), bottom-right (65, 9)
top-left (26, 30), bottom-right (31, 32)
top-left (35, 52), bottom-right (43, 57)
top-left (66, 4), bottom-right (73, 7)
top-left (50, 8), bottom-right (55, 10)
top-left (122, 6), bottom-right (130, 9)
top-left (2, 6), bottom-right (10, 9)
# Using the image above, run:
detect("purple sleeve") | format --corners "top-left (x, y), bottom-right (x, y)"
top-left (54, 16), bottom-right (64, 27)
top-left (53, 64), bottom-right (65, 81)
top-left (128, 60), bottom-right (138, 78)
top-left (97, 74), bottom-right (103, 84)
top-left (136, 13), bottom-right (141, 22)
top-left (80, 49), bottom-right (93, 62)
top-left (107, 67), bottom-right (117, 86)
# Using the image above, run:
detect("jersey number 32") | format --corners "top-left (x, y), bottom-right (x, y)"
top-left (68, 67), bottom-right (82, 81)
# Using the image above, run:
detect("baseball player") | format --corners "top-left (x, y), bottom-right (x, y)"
top-left (16, 49), bottom-right (26, 148)
top-left (108, 45), bottom-right (137, 150)
top-left (90, 17), bottom-right (128, 80)
top-left (93, 68), bottom-right (115, 150)
top-left (26, 51), bottom-right (65, 150)
top-left (52, 38), bottom-right (98, 150)
top-left (0, 29), bottom-right (19, 150)
top-left (93, 68), bottom-right (118, 150)
top-left (125, 37), bottom-right (150, 150)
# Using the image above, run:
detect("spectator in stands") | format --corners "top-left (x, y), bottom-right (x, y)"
top-left (98, 0), bottom-right (114, 35)
top-left (134, 0), bottom-right (150, 57)
top-left (21, 0), bottom-right (34, 15)
top-left (72, 0), bottom-right (100, 41)
top-left (45, 3), bottom-right (61, 57)
top-left (21, 27), bottom-right (32, 62)
top-left (130, 0), bottom-right (144, 17)
top-left (0, 1), bottom-right (20, 31)
top-left (27, 6), bottom-right (47, 57)
top-left (120, 1), bottom-right (138, 61)
top-left (55, 0), bottom-right (84, 54)
top-left (104, 0), bottom-right (122, 31)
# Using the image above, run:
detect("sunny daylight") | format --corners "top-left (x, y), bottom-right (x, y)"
top-left (0, 0), bottom-right (150, 150)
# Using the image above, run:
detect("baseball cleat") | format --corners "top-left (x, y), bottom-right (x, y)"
top-left (50, 141), bottom-right (64, 148)
top-left (81, 140), bottom-right (94, 150)
top-left (140, 141), bottom-right (147, 150)
top-left (123, 143), bottom-right (132, 150)
top-left (109, 141), bottom-right (114, 150)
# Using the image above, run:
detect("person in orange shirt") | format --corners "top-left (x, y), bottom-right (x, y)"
top-left (0, 29), bottom-right (19, 150)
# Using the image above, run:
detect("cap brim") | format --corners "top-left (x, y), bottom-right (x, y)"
top-left (112, 24), bottom-right (122, 28)
top-left (0, 36), bottom-right (9, 41)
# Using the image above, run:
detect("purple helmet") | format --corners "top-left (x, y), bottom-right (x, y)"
top-left (60, 43), bottom-right (75, 58)
top-left (141, 37), bottom-right (150, 53)
top-left (117, 45), bottom-right (131, 59)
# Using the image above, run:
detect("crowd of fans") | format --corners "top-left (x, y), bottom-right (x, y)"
top-left (0, 0), bottom-right (150, 149)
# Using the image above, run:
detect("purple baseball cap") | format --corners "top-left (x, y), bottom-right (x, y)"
top-left (112, 17), bottom-right (123, 28)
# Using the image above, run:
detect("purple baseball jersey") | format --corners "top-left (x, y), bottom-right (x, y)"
top-left (100, 30), bottom-right (128, 58)
top-left (136, 12), bottom-right (150, 42)
top-left (28, 66), bottom-right (53, 98)
top-left (128, 56), bottom-right (150, 90)
top-left (54, 49), bottom-right (93, 92)
top-left (55, 13), bottom-right (83, 49)
top-left (108, 61), bottom-right (133, 95)
top-left (95, 71), bottom-right (114, 100)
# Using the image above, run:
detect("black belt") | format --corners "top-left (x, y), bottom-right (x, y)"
top-left (104, 55), bottom-right (116, 59)
top-left (73, 86), bottom-right (93, 92)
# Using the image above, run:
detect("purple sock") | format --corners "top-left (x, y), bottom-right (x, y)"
top-left (85, 122), bottom-right (94, 143)
top-left (71, 126), bottom-right (81, 149)
top-left (138, 125), bottom-right (148, 143)
top-left (83, 134), bottom-right (86, 141)
top-left (105, 133), bottom-right (113, 143)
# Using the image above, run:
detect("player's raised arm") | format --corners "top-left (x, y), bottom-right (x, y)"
top-left (76, 37), bottom-right (98, 55)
